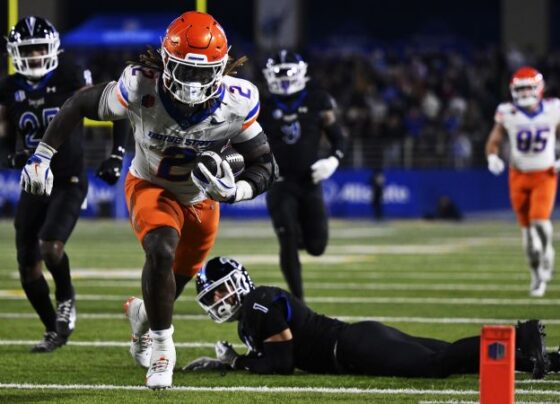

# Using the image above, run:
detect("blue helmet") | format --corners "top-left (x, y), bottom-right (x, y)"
top-left (7, 16), bottom-right (60, 79)
top-left (262, 49), bottom-right (309, 95)
top-left (195, 257), bottom-right (254, 323)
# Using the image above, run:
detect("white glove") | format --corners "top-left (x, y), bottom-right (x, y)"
top-left (191, 160), bottom-right (254, 203)
top-left (215, 340), bottom-right (239, 366)
top-left (487, 154), bottom-right (505, 176)
top-left (20, 142), bottom-right (56, 196)
top-left (311, 156), bottom-right (339, 184)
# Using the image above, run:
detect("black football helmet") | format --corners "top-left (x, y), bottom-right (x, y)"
top-left (262, 49), bottom-right (309, 95)
top-left (195, 257), bottom-right (254, 323)
top-left (6, 16), bottom-right (60, 80)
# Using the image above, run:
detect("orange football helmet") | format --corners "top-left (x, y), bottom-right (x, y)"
top-left (510, 66), bottom-right (544, 108)
top-left (161, 11), bottom-right (228, 105)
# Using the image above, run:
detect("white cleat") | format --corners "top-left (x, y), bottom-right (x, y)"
top-left (529, 270), bottom-right (547, 297)
top-left (55, 297), bottom-right (76, 338)
top-left (539, 250), bottom-right (555, 282)
top-left (130, 333), bottom-right (152, 369)
top-left (146, 327), bottom-right (176, 390)
top-left (124, 296), bottom-right (151, 368)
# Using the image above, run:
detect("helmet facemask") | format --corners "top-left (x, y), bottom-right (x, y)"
top-left (196, 268), bottom-right (252, 323)
top-left (263, 60), bottom-right (309, 96)
top-left (161, 48), bottom-right (228, 106)
top-left (7, 36), bottom-right (60, 80)
top-left (510, 78), bottom-right (544, 109)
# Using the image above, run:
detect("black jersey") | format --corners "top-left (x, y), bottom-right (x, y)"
top-left (0, 58), bottom-right (90, 180)
top-left (238, 285), bottom-right (348, 373)
top-left (260, 89), bottom-right (341, 182)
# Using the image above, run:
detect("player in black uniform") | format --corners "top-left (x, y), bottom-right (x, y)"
top-left (0, 16), bottom-right (128, 352)
top-left (184, 256), bottom-right (558, 379)
top-left (260, 50), bottom-right (346, 299)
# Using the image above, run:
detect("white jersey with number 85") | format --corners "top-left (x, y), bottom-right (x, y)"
top-left (494, 98), bottom-right (560, 172)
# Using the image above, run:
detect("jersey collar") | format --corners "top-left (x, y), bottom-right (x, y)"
top-left (515, 101), bottom-right (543, 119)
top-left (272, 90), bottom-right (308, 114)
top-left (158, 79), bottom-right (226, 130)
top-left (14, 71), bottom-right (55, 92)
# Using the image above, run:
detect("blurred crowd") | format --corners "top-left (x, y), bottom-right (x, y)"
top-left (30, 45), bottom-right (560, 170)
top-left (305, 46), bottom-right (560, 170)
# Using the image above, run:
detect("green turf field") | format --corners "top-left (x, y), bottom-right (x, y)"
top-left (0, 218), bottom-right (559, 403)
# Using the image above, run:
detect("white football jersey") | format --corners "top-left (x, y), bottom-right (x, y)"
top-left (98, 65), bottom-right (262, 205)
top-left (495, 98), bottom-right (560, 172)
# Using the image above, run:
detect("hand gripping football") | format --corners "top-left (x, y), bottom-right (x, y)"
top-left (192, 146), bottom-right (245, 183)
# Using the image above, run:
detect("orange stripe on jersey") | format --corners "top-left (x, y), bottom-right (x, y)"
top-left (116, 89), bottom-right (129, 108)
top-left (241, 109), bottom-right (260, 131)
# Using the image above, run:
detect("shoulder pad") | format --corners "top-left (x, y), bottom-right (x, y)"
top-left (496, 102), bottom-right (514, 113)
top-left (316, 89), bottom-right (337, 110)
top-left (223, 76), bottom-right (260, 124)
top-left (117, 64), bottom-right (159, 106)
top-left (54, 62), bottom-right (92, 89)
top-left (544, 97), bottom-right (560, 108)
top-left (244, 286), bottom-right (277, 311)
top-left (494, 102), bottom-right (513, 123)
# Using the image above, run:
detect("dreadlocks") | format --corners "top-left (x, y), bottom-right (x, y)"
top-left (129, 46), bottom-right (248, 77)
top-left (128, 47), bottom-right (248, 109)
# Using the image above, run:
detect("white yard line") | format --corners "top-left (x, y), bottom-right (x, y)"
top-left (7, 270), bottom-right (531, 281)
top-left (219, 226), bottom-right (395, 239)
top-left (0, 383), bottom-right (558, 396)
top-left (2, 312), bottom-right (560, 325)
top-left (1, 291), bottom-right (558, 305)
top-left (12, 280), bottom-right (551, 292)
top-left (0, 339), bottom-right (557, 351)
top-left (0, 340), bottom-right (245, 349)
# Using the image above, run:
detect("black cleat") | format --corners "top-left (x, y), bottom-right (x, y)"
top-left (30, 331), bottom-right (67, 353)
top-left (55, 296), bottom-right (76, 338)
top-left (548, 347), bottom-right (560, 373)
top-left (516, 320), bottom-right (550, 379)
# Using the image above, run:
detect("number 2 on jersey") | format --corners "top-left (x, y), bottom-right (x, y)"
top-left (229, 85), bottom-right (251, 99)
top-left (516, 127), bottom-right (549, 153)
top-left (156, 146), bottom-right (197, 181)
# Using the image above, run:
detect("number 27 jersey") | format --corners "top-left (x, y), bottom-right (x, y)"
top-left (495, 98), bottom-right (560, 172)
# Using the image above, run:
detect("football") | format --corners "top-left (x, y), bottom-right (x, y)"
top-left (192, 145), bottom-right (245, 182)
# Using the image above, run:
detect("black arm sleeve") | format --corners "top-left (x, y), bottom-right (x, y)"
top-left (234, 132), bottom-right (278, 196)
top-left (42, 83), bottom-right (107, 149)
top-left (233, 340), bottom-right (295, 374)
top-left (110, 119), bottom-right (130, 157)
top-left (323, 121), bottom-right (347, 161)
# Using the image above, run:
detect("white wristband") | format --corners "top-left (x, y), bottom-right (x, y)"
top-left (35, 142), bottom-right (57, 160)
top-left (234, 180), bottom-right (254, 202)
